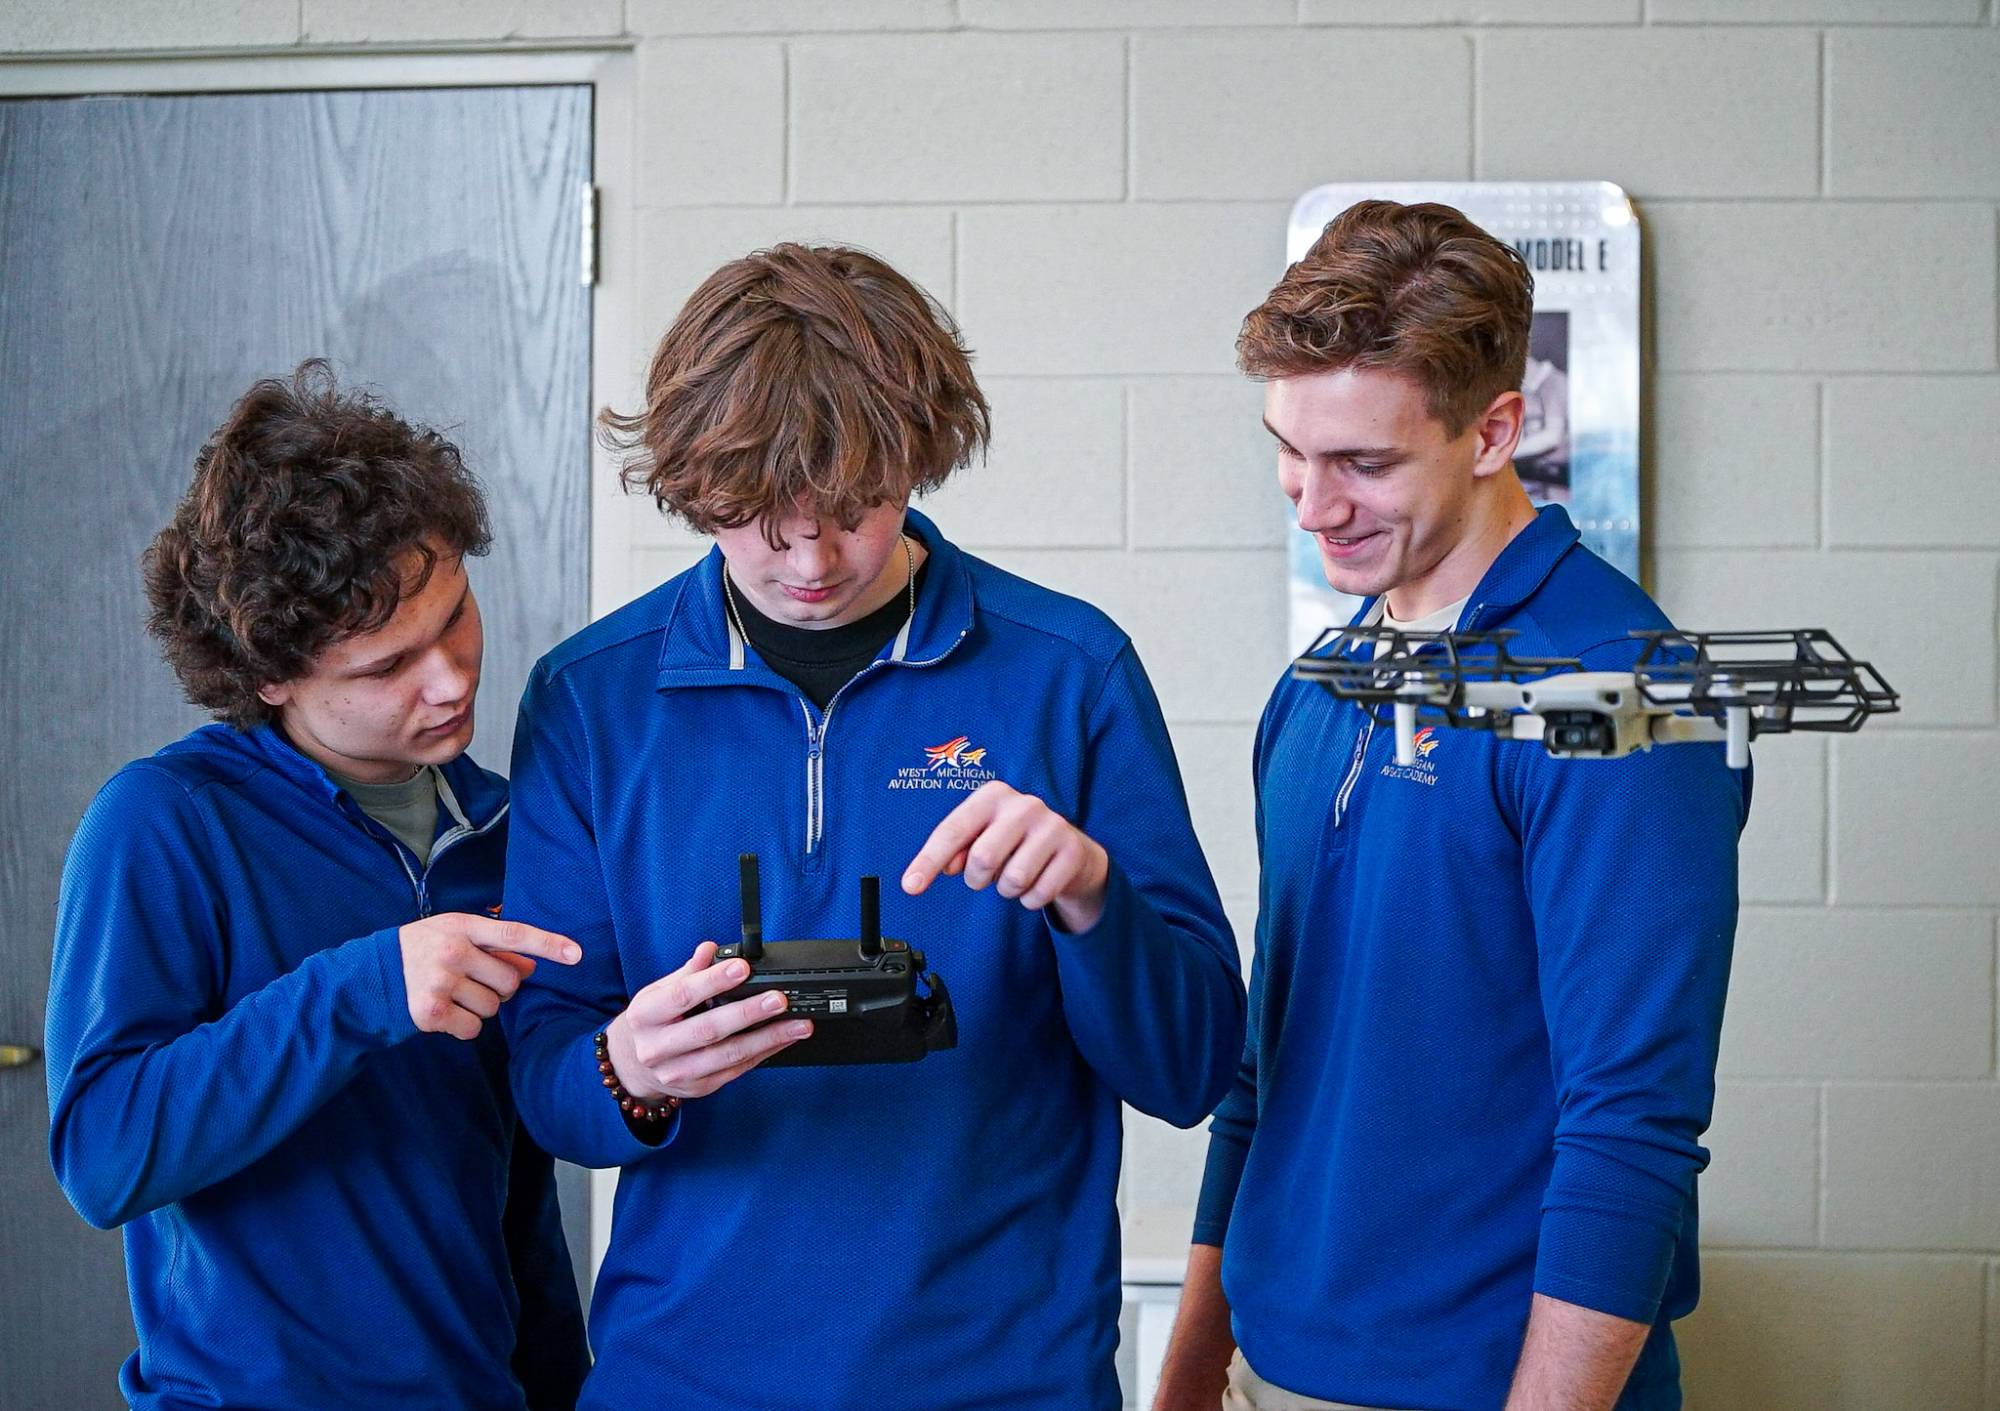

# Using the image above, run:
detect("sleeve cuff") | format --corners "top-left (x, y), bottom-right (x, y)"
top-left (1191, 1125), bottom-right (1252, 1246)
top-left (341, 925), bottom-right (420, 1045)
top-left (565, 1025), bottom-right (683, 1168)
top-left (1533, 1195), bottom-right (1683, 1325)
top-left (1044, 855), bottom-right (1139, 943)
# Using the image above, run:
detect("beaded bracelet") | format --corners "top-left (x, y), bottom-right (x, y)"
top-left (595, 1030), bottom-right (680, 1126)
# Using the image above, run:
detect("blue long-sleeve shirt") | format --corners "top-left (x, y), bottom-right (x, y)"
top-left (1194, 506), bottom-right (1749, 1411)
top-left (45, 723), bottom-right (588, 1411)
top-left (501, 510), bottom-right (1245, 1411)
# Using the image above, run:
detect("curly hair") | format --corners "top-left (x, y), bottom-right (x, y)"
top-left (1237, 200), bottom-right (1535, 434)
top-left (143, 359), bottom-right (491, 727)
top-left (600, 243), bottom-right (991, 549)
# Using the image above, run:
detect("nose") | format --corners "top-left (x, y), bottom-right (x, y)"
top-left (787, 528), bottom-right (838, 584)
top-left (1293, 462), bottom-right (1354, 535)
top-left (419, 640), bottom-right (476, 707)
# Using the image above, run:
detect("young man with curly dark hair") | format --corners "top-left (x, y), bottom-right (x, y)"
top-left (499, 244), bottom-right (1246, 1410)
top-left (44, 360), bottom-right (591, 1411)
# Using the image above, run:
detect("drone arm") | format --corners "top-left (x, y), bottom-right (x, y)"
top-left (1394, 701), bottom-right (1418, 766)
top-left (1649, 713), bottom-right (1745, 767)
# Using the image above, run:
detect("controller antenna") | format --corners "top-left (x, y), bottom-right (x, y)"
top-left (858, 875), bottom-right (882, 960)
top-left (738, 853), bottom-right (764, 962)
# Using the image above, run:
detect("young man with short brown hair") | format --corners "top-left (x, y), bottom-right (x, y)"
top-left (1153, 202), bottom-right (1748, 1411)
top-left (46, 362), bottom-right (589, 1410)
top-left (500, 243), bottom-right (1246, 1410)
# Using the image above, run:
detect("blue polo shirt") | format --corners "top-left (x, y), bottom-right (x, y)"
top-left (501, 510), bottom-right (1245, 1411)
top-left (46, 724), bottom-right (587, 1410)
top-left (1196, 506), bottom-right (1750, 1411)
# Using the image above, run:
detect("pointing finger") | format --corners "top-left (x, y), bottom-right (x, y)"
top-left (461, 916), bottom-right (582, 965)
top-left (903, 783), bottom-right (1010, 894)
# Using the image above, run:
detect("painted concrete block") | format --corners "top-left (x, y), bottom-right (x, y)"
top-left (1305, 0), bottom-right (1637, 17)
top-left (918, 378), bottom-right (1125, 549)
top-left (1825, 376), bottom-right (2000, 548)
top-left (1832, 734), bottom-right (2000, 906)
top-left (1678, 1253), bottom-right (1985, 1411)
top-left (790, 34), bottom-right (1123, 203)
top-left (1483, 31), bottom-right (1818, 197)
top-left (630, 0), bottom-right (954, 32)
top-left (1652, 0), bottom-right (1982, 23)
top-left (1737, 736), bottom-right (1824, 906)
top-left (1167, 721), bottom-right (1259, 904)
top-left (1650, 374), bottom-right (1819, 550)
top-left (976, 547), bottom-right (1288, 723)
top-left (1700, 1083), bottom-right (1818, 1247)
top-left (0, 0), bottom-right (297, 50)
top-left (1122, 1104), bottom-right (1215, 1213)
top-left (1648, 203), bottom-right (1997, 373)
top-left (301, 0), bottom-right (618, 42)
top-left (1132, 31), bottom-right (1471, 200)
top-left (1830, 32), bottom-right (2000, 197)
top-left (959, 204), bottom-right (1290, 376)
top-left (1129, 379), bottom-right (1288, 549)
top-left (636, 39), bottom-right (785, 206)
top-left (1719, 909), bottom-right (1993, 1079)
top-left (1823, 1085), bottom-right (2000, 1249)
top-left (964, 0), bottom-right (1292, 25)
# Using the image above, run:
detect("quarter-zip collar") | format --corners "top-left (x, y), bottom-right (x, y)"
top-left (1339, 502), bottom-right (1584, 649)
top-left (654, 507), bottom-right (976, 694)
top-left (1318, 504), bottom-right (1582, 829)
top-left (229, 721), bottom-right (509, 833)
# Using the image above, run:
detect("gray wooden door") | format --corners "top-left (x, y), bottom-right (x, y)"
top-left (0, 84), bottom-right (592, 1408)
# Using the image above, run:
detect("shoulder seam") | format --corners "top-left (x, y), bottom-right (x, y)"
top-left (974, 597), bottom-right (1127, 670)
top-left (541, 578), bottom-right (687, 681)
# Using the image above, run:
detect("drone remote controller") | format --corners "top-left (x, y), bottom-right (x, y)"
top-left (1292, 627), bottom-right (1897, 768)
top-left (709, 854), bottom-right (957, 1067)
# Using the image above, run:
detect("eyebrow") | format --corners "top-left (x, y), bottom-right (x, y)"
top-left (1261, 419), bottom-right (1402, 461)
top-left (347, 580), bottom-right (469, 675)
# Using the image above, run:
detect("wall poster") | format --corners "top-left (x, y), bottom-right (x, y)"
top-left (1283, 181), bottom-right (1641, 654)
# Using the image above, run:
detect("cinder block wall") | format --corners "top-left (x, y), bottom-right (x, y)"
top-left (7, 2), bottom-right (1997, 1406)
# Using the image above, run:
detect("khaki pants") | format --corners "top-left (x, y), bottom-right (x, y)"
top-left (1221, 1349), bottom-right (1408, 1411)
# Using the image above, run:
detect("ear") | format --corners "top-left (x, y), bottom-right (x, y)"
top-left (257, 681), bottom-right (292, 708)
top-left (1470, 389), bottom-right (1526, 480)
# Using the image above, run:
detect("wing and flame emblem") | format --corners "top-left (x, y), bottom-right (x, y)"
top-left (924, 736), bottom-right (989, 771)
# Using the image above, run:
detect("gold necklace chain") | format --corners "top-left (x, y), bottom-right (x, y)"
top-left (722, 532), bottom-right (915, 644)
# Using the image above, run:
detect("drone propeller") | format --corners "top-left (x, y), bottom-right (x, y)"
top-left (1631, 629), bottom-right (1899, 765)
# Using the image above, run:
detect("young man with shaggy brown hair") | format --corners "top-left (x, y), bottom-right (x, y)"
top-left (500, 243), bottom-right (1246, 1410)
top-left (45, 361), bottom-right (589, 1410)
top-left (1152, 203), bottom-right (1749, 1411)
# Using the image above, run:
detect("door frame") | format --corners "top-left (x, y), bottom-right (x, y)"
top-left (0, 44), bottom-right (640, 1280)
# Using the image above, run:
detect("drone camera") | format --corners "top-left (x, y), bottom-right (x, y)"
top-left (1541, 710), bottom-right (1617, 756)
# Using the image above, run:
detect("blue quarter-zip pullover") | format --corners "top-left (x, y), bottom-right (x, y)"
top-left (501, 510), bottom-right (1245, 1411)
top-left (45, 723), bottom-right (588, 1411)
top-left (1194, 506), bottom-right (1750, 1411)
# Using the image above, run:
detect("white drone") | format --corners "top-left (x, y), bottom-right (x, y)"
top-left (1291, 628), bottom-right (1898, 770)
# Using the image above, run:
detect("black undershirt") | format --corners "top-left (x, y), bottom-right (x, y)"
top-left (731, 558), bottom-right (932, 710)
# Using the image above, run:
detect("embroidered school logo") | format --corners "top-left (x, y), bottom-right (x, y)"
top-left (924, 736), bottom-right (988, 771)
top-left (891, 736), bottom-right (998, 792)
top-left (1381, 726), bottom-right (1441, 787)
